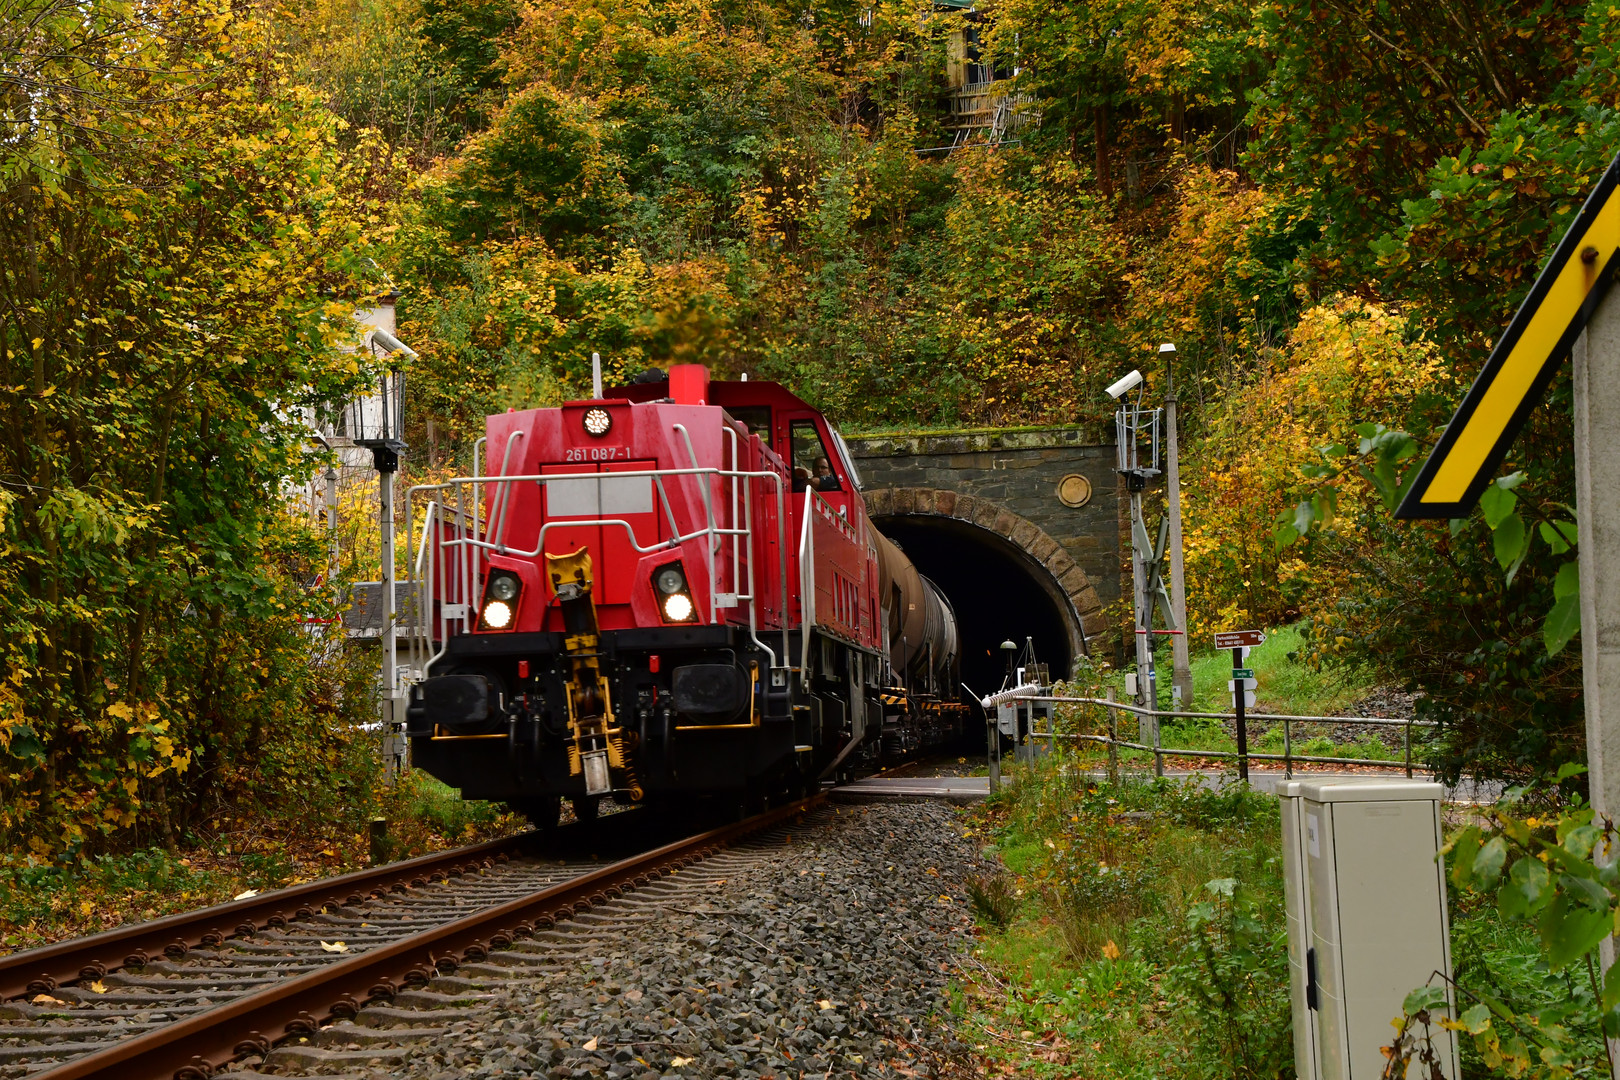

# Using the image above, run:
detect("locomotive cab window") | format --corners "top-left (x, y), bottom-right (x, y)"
top-left (726, 406), bottom-right (773, 449)
top-left (790, 420), bottom-right (841, 493)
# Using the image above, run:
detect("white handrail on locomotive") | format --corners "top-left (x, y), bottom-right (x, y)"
top-left (797, 484), bottom-right (815, 689)
top-left (404, 418), bottom-right (797, 676)
top-left (484, 428), bottom-right (527, 596)
top-left (408, 467), bottom-right (790, 674)
top-left (403, 434), bottom-right (795, 682)
top-left (670, 422), bottom-right (721, 621)
top-left (793, 486), bottom-right (870, 692)
top-left (727, 425), bottom-right (742, 606)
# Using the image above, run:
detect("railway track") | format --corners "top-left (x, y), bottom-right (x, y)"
top-left (2, 797), bottom-right (822, 1080)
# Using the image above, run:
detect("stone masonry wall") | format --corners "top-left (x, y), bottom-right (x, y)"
top-left (843, 427), bottom-right (1120, 645)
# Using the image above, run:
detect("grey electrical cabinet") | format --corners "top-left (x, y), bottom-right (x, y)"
top-left (1281, 778), bottom-right (1457, 1080)
top-left (1279, 781), bottom-right (1321, 1080)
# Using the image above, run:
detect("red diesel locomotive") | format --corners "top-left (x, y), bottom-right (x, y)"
top-left (404, 364), bottom-right (962, 824)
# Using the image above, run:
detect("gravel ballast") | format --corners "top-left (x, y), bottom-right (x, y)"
top-left (274, 801), bottom-right (987, 1079)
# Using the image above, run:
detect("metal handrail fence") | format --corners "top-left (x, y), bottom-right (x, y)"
top-left (1000, 691), bottom-right (1437, 782)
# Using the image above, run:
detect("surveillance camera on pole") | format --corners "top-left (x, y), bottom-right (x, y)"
top-left (1111, 363), bottom-right (1167, 769)
top-left (1105, 369), bottom-right (1144, 400)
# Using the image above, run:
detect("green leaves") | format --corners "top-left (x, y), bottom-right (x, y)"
top-left (1354, 422), bottom-right (1420, 511)
top-left (1272, 507), bottom-right (1301, 549)
top-left (1449, 830), bottom-right (1510, 890)
top-left (1539, 893), bottom-right (1611, 969)
top-left (1422, 805), bottom-right (1620, 1075)
top-left (1541, 520), bottom-right (1578, 555)
top-left (1271, 432), bottom-right (1390, 551)
top-left (1478, 473), bottom-right (1522, 528)
top-left (1478, 473), bottom-right (1531, 580)
top-left (1499, 855), bottom-right (1554, 919)
top-left (1493, 512), bottom-right (1528, 575)
top-left (1402, 984), bottom-right (1449, 1016)
top-left (1545, 561), bottom-right (1581, 657)
top-left (1475, 837), bottom-right (1509, 885)
top-left (1454, 807), bottom-right (1620, 974)
top-left (1457, 1002), bottom-right (1494, 1040)
top-left (1466, 472), bottom-right (1582, 656)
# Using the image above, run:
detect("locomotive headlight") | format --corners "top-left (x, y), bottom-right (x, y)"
top-left (655, 565), bottom-right (686, 595)
top-left (662, 593), bottom-right (693, 622)
top-left (480, 571), bottom-right (522, 630)
top-left (488, 572), bottom-right (520, 602)
top-left (482, 600), bottom-right (513, 629)
top-left (583, 407), bottom-right (612, 437)
top-left (652, 561), bottom-right (694, 622)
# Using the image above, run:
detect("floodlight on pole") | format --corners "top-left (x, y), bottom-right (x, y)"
top-left (346, 313), bottom-right (416, 782)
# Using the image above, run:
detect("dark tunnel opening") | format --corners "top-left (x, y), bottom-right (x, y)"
top-left (872, 515), bottom-right (1075, 709)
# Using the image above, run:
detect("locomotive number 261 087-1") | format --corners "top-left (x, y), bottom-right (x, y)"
top-left (564, 445), bottom-right (628, 462)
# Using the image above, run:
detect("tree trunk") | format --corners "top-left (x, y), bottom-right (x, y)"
top-left (1094, 105), bottom-right (1114, 198)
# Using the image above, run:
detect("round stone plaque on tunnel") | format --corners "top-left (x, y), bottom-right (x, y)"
top-left (1056, 473), bottom-right (1092, 508)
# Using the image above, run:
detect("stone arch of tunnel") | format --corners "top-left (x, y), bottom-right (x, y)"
top-left (863, 487), bottom-right (1108, 694)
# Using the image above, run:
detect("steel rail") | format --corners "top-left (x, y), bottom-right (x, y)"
top-left (37, 795), bottom-right (824, 1080)
top-left (0, 832), bottom-right (548, 1003)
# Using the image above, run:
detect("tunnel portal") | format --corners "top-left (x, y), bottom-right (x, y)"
top-left (873, 515), bottom-right (1074, 698)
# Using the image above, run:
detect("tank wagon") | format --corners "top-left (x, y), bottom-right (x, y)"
top-left (404, 365), bottom-right (963, 824)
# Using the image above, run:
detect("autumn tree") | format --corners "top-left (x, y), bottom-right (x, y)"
top-left (0, 0), bottom-right (392, 854)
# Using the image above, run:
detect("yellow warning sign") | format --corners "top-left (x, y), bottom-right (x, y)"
top-left (1397, 152), bottom-right (1620, 519)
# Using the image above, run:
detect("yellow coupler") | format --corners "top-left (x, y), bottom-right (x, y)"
top-left (544, 548), bottom-right (642, 800)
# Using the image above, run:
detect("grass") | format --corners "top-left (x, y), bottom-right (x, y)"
top-left (1181, 624), bottom-right (1377, 716)
top-left (957, 758), bottom-right (1604, 1080)
top-left (0, 771), bottom-right (522, 955)
top-left (400, 772), bottom-right (513, 839)
top-left (955, 761), bottom-right (1292, 1078)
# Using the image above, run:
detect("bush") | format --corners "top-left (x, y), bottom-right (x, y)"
top-left (1172, 877), bottom-right (1293, 1079)
top-left (395, 772), bottom-right (509, 840)
top-left (965, 762), bottom-right (1292, 1077)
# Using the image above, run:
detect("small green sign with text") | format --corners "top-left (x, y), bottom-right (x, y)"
top-left (1231, 668), bottom-right (1255, 680)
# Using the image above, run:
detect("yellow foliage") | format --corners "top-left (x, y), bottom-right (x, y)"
top-left (1180, 296), bottom-right (1451, 635)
